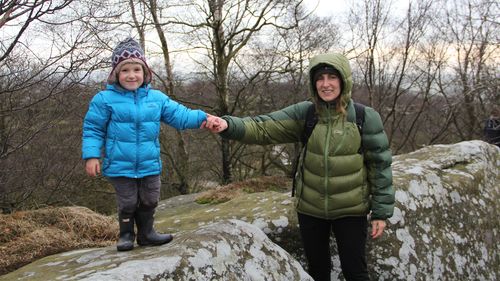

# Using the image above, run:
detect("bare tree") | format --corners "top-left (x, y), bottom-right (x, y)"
top-left (148, 0), bottom-right (191, 194)
top-left (346, 0), bottom-right (393, 107)
top-left (382, 1), bottom-right (437, 152)
top-left (122, 0), bottom-right (210, 194)
top-left (433, 0), bottom-right (499, 140)
top-left (0, 1), bottom-right (73, 62)
top-left (233, 5), bottom-right (341, 177)
top-left (1, 0), bottom-right (74, 159)
top-left (343, 0), bottom-right (499, 154)
top-left (0, 0), bottom-right (126, 212)
top-left (345, 0), bottom-right (470, 153)
top-left (2, 0), bottom-right (498, 214)
top-left (165, 0), bottom-right (308, 183)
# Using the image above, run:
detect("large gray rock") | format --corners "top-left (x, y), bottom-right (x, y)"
top-left (154, 140), bottom-right (500, 280)
top-left (369, 140), bottom-right (499, 281)
top-left (0, 219), bottom-right (312, 281)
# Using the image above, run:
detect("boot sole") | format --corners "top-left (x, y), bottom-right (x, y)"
top-left (117, 246), bottom-right (134, 251)
top-left (117, 243), bottom-right (134, 251)
top-left (137, 236), bottom-right (173, 246)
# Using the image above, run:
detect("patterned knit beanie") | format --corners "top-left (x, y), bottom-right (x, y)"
top-left (107, 37), bottom-right (152, 85)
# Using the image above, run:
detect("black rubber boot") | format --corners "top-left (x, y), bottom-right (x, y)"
top-left (116, 214), bottom-right (135, 251)
top-left (135, 210), bottom-right (173, 246)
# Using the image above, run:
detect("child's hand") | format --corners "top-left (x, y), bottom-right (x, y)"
top-left (202, 114), bottom-right (228, 133)
top-left (85, 158), bottom-right (101, 177)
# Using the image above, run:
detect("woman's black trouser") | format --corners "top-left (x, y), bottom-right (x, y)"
top-left (298, 212), bottom-right (370, 281)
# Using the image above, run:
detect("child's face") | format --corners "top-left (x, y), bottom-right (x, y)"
top-left (118, 63), bottom-right (144, 91)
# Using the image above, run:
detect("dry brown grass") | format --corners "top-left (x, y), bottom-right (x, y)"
top-left (0, 206), bottom-right (117, 275)
top-left (195, 175), bottom-right (291, 204)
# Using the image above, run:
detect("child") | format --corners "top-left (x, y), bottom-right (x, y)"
top-left (82, 37), bottom-right (208, 251)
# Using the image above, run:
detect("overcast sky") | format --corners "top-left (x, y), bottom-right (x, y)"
top-left (303, 0), bottom-right (348, 17)
top-left (303, 0), bottom-right (408, 18)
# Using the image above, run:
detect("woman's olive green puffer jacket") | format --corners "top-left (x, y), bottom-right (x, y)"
top-left (220, 53), bottom-right (394, 221)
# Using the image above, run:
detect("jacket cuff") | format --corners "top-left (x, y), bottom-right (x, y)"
top-left (219, 116), bottom-right (245, 140)
top-left (82, 147), bottom-right (101, 160)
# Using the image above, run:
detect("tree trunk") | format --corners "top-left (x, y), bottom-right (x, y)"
top-left (147, 0), bottom-right (190, 193)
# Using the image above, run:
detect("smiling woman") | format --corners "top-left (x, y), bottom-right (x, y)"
top-left (204, 52), bottom-right (394, 281)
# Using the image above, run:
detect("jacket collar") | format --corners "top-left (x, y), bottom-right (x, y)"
top-left (106, 83), bottom-right (150, 96)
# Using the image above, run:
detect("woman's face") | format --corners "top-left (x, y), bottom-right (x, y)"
top-left (118, 63), bottom-right (144, 91)
top-left (315, 73), bottom-right (341, 102)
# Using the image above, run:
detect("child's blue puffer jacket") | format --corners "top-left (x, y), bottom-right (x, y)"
top-left (82, 84), bottom-right (207, 178)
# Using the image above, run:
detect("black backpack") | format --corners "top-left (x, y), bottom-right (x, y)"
top-left (484, 118), bottom-right (500, 147)
top-left (291, 102), bottom-right (366, 196)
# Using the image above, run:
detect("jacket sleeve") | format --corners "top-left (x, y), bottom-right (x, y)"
top-left (362, 107), bottom-right (395, 220)
top-left (160, 95), bottom-right (207, 130)
top-left (82, 93), bottom-right (110, 160)
top-left (219, 101), bottom-right (311, 145)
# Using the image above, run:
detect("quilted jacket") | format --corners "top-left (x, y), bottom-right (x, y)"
top-left (82, 84), bottom-right (206, 178)
top-left (220, 53), bottom-right (394, 220)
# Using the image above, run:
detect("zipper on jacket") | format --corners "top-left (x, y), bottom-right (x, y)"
top-left (324, 106), bottom-right (332, 217)
top-left (134, 91), bottom-right (140, 178)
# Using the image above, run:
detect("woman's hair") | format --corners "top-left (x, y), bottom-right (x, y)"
top-left (314, 96), bottom-right (347, 117)
top-left (336, 98), bottom-right (347, 116)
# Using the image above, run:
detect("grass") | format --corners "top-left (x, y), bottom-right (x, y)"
top-left (0, 206), bottom-right (117, 275)
top-left (195, 175), bottom-right (292, 204)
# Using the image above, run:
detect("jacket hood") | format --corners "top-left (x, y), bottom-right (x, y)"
top-left (308, 53), bottom-right (353, 107)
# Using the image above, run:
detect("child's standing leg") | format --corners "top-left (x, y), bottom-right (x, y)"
top-left (108, 177), bottom-right (139, 251)
top-left (135, 175), bottom-right (173, 246)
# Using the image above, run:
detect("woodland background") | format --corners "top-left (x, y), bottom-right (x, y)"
top-left (0, 0), bottom-right (498, 215)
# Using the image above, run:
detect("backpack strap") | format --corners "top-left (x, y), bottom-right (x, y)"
top-left (292, 104), bottom-right (317, 197)
top-left (301, 104), bottom-right (318, 144)
top-left (353, 102), bottom-right (366, 153)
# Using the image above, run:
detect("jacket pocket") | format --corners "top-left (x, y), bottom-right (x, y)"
top-left (155, 137), bottom-right (161, 170)
top-left (103, 137), bottom-right (117, 170)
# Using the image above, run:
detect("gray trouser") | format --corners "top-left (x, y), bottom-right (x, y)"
top-left (108, 175), bottom-right (161, 215)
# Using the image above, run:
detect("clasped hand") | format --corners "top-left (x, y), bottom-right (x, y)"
top-left (201, 114), bottom-right (228, 133)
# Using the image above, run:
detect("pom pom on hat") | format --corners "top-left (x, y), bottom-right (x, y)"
top-left (107, 37), bottom-right (152, 85)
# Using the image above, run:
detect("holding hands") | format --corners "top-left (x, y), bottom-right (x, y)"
top-left (202, 114), bottom-right (228, 133)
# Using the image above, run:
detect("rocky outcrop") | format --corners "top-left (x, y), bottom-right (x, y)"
top-left (0, 219), bottom-right (312, 281)
top-left (2, 140), bottom-right (498, 280)
top-left (370, 140), bottom-right (499, 280)
top-left (154, 140), bottom-right (500, 280)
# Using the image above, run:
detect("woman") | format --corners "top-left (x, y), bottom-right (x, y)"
top-left (206, 53), bottom-right (394, 281)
